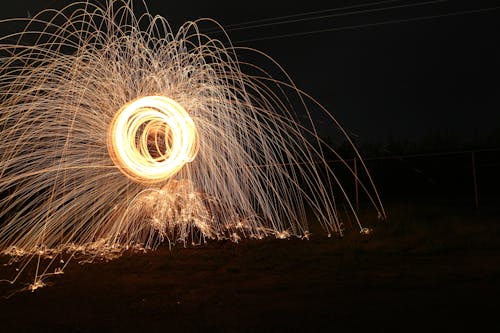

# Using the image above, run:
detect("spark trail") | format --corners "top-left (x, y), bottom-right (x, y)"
top-left (0, 0), bottom-right (385, 290)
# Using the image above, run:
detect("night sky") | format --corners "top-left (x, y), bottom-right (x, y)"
top-left (2, 0), bottom-right (499, 144)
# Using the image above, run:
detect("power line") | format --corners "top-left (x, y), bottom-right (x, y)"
top-left (236, 5), bottom-right (500, 43)
top-left (214, 0), bottom-right (448, 34)
top-left (245, 147), bottom-right (500, 168)
top-left (206, 0), bottom-right (408, 31)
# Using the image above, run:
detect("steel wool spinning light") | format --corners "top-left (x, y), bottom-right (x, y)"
top-left (0, 0), bottom-right (385, 290)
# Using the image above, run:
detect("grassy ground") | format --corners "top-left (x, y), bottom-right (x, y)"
top-left (0, 200), bottom-right (499, 332)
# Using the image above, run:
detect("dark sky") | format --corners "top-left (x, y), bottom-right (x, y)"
top-left (2, 0), bottom-right (500, 144)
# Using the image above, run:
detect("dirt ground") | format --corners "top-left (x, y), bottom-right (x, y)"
top-left (0, 201), bottom-right (499, 332)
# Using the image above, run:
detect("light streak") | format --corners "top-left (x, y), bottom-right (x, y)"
top-left (108, 96), bottom-right (199, 183)
top-left (0, 0), bottom-right (385, 290)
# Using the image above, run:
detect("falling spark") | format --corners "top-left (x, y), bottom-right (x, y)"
top-left (0, 0), bottom-right (385, 288)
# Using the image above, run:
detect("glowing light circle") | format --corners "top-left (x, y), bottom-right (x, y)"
top-left (108, 96), bottom-right (199, 183)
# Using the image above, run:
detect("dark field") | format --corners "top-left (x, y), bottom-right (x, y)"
top-left (0, 200), bottom-right (499, 332)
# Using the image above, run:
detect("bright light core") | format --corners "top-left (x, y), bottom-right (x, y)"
top-left (108, 96), bottom-right (198, 183)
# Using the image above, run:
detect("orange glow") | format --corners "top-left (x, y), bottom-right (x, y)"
top-left (107, 96), bottom-right (199, 183)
